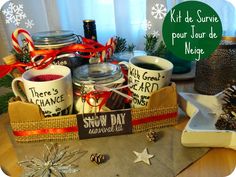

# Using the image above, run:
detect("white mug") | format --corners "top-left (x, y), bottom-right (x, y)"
top-left (120, 56), bottom-right (173, 108)
top-left (12, 65), bottom-right (73, 117)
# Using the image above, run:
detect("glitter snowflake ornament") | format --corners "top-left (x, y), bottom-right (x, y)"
top-left (151, 3), bottom-right (167, 20)
top-left (19, 143), bottom-right (86, 177)
top-left (2, 2), bottom-right (26, 26)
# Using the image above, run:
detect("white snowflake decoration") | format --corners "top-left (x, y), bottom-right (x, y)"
top-left (25, 19), bottom-right (34, 29)
top-left (142, 19), bottom-right (152, 31)
top-left (146, 20), bottom-right (152, 30)
top-left (151, 3), bottom-right (167, 20)
top-left (152, 30), bottom-right (160, 37)
top-left (2, 2), bottom-right (26, 26)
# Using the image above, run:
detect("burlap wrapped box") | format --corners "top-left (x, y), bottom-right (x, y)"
top-left (8, 83), bottom-right (178, 142)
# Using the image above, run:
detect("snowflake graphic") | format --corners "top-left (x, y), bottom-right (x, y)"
top-left (152, 30), bottom-right (160, 37)
top-left (25, 19), bottom-right (34, 29)
top-left (146, 20), bottom-right (152, 30)
top-left (2, 2), bottom-right (26, 26)
top-left (151, 3), bottom-right (167, 20)
top-left (142, 19), bottom-right (152, 31)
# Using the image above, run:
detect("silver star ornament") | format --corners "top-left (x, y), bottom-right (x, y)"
top-left (133, 148), bottom-right (154, 165)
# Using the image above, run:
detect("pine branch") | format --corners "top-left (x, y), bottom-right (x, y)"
top-left (154, 41), bottom-right (167, 58)
top-left (0, 92), bottom-right (14, 114)
top-left (0, 75), bottom-right (13, 88)
top-left (115, 36), bottom-right (127, 53)
top-left (127, 44), bottom-right (136, 52)
top-left (11, 49), bottom-right (31, 63)
top-left (144, 34), bottom-right (159, 56)
top-left (144, 34), bottom-right (167, 58)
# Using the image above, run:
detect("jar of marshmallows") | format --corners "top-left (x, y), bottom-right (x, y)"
top-left (73, 63), bottom-right (125, 114)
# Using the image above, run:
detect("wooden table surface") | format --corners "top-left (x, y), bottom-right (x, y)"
top-left (0, 80), bottom-right (235, 177)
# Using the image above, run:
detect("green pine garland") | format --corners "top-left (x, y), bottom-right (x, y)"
top-left (11, 49), bottom-right (31, 63)
top-left (144, 34), bottom-right (159, 55)
top-left (0, 37), bottom-right (30, 114)
top-left (144, 34), bottom-right (167, 58)
top-left (0, 92), bottom-right (14, 114)
top-left (0, 75), bottom-right (13, 88)
top-left (127, 44), bottom-right (136, 52)
top-left (154, 40), bottom-right (167, 58)
top-left (0, 75), bottom-right (14, 114)
top-left (11, 38), bottom-right (31, 63)
top-left (115, 36), bottom-right (127, 53)
top-left (114, 36), bottom-right (136, 53)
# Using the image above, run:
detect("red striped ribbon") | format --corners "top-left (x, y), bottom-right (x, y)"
top-left (13, 126), bottom-right (78, 136)
top-left (12, 112), bottom-right (178, 137)
top-left (132, 112), bottom-right (178, 126)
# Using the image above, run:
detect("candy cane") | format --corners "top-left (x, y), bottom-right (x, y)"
top-left (100, 37), bottom-right (116, 61)
top-left (12, 28), bottom-right (35, 54)
top-left (105, 37), bottom-right (117, 59)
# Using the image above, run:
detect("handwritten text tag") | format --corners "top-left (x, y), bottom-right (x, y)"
top-left (77, 109), bottom-right (132, 139)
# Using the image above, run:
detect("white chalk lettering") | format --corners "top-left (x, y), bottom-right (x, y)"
top-left (185, 42), bottom-right (204, 61)
top-left (191, 25), bottom-right (206, 39)
top-left (170, 9), bottom-right (182, 23)
top-left (111, 113), bottom-right (126, 127)
top-left (83, 115), bottom-right (107, 128)
top-left (197, 10), bottom-right (219, 23)
top-left (172, 32), bottom-right (187, 46)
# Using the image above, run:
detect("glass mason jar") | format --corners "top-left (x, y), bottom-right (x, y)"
top-left (32, 30), bottom-right (82, 70)
top-left (73, 63), bottom-right (125, 114)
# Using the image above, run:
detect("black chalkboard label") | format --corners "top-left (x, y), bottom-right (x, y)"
top-left (77, 109), bottom-right (132, 139)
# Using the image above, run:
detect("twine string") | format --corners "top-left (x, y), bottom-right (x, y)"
top-left (75, 82), bottom-right (135, 116)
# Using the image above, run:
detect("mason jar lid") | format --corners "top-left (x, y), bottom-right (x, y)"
top-left (73, 63), bottom-right (123, 85)
top-left (83, 19), bottom-right (95, 23)
top-left (32, 30), bottom-right (78, 49)
top-left (218, 36), bottom-right (236, 49)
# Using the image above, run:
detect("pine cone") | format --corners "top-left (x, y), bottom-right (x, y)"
top-left (227, 118), bottom-right (236, 130)
top-left (216, 83), bottom-right (236, 131)
top-left (146, 130), bottom-right (159, 142)
top-left (215, 114), bottom-right (229, 130)
top-left (222, 83), bottom-right (236, 113)
top-left (215, 113), bottom-right (236, 130)
top-left (90, 153), bottom-right (106, 164)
